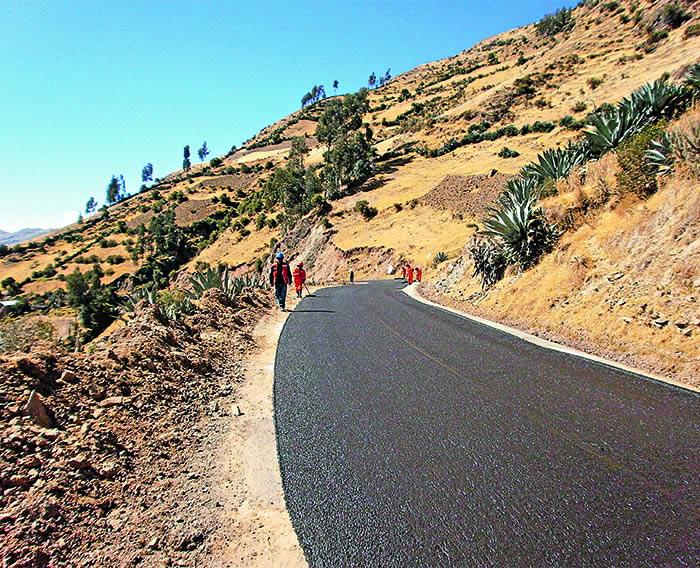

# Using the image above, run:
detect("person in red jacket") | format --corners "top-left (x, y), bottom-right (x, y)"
top-left (269, 252), bottom-right (292, 310)
top-left (293, 262), bottom-right (306, 299)
top-left (407, 265), bottom-right (414, 285)
top-left (415, 267), bottom-right (422, 282)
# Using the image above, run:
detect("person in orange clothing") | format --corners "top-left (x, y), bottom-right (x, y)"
top-left (407, 265), bottom-right (414, 285)
top-left (415, 267), bottom-right (422, 282)
top-left (293, 262), bottom-right (306, 299)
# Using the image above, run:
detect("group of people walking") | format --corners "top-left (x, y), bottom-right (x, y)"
top-left (400, 264), bottom-right (422, 285)
top-left (269, 252), bottom-right (306, 311)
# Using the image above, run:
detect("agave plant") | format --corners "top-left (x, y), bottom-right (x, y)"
top-left (481, 198), bottom-right (559, 270)
top-left (187, 264), bottom-right (264, 303)
top-left (469, 236), bottom-right (508, 289)
top-left (684, 63), bottom-right (700, 93)
top-left (122, 285), bottom-right (157, 314)
top-left (646, 134), bottom-right (675, 176)
top-left (520, 142), bottom-right (590, 185)
top-left (433, 251), bottom-right (448, 267)
top-left (626, 79), bottom-right (687, 121)
top-left (499, 176), bottom-right (539, 208)
top-left (584, 104), bottom-right (649, 156)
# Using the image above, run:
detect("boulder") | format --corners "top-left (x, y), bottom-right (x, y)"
top-left (23, 391), bottom-right (53, 428)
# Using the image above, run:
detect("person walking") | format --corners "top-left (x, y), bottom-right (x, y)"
top-left (269, 252), bottom-right (292, 310)
top-left (293, 262), bottom-right (306, 299)
top-left (350, 270), bottom-right (355, 284)
top-left (407, 265), bottom-right (414, 285)
top-left (401, 265), bottom-right (407, 281)
top-left (416, 267), bottom-right (422, 282)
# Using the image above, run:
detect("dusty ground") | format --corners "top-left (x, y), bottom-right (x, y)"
top-left (204, 304), bottom-right (306, 567)
top-left (0, 288), bottom-right (293, 567)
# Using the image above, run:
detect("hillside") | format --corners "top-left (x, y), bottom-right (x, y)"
top-left (0, 0), bottom-right (698, 382)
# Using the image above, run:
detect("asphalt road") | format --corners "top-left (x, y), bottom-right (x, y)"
top-left (274, 280), bottom-right (700, 567)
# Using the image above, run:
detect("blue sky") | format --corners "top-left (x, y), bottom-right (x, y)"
top-left (0, 0), bottom-right (574, 231)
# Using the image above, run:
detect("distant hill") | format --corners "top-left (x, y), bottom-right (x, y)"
top-left (0, 228), bottom-right (52, 246)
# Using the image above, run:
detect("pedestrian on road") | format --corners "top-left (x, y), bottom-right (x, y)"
top-left (407, 265), bottom-right (414, 285)
top-left (416, 267), bottom-right (422, 282)
top-left (293, 262), bottom-right (306, 299)
top-left (350, 270), bottom-right (355, 284)
top-left (269, 252), bottom-right (292, 310)
top-left (401, 265), bottom-right (407, 280)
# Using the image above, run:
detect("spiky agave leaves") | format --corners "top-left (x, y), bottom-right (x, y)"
top-left (187, 265), bottom-right (265, 303)
top-left (469, 236), bottom-right (508, 289)
top-left (585, 79), bottom-right (692, 157)
top-left (520, 142), bottom-right (590, 185)
top-left (684, 63), bottom-right (700, 94)
top-left (646, 134), bottom-right (675, 176)
top-left (499, 176), bottom-right (539, 208)
top-left (482, 197), bottom-right (559, 270)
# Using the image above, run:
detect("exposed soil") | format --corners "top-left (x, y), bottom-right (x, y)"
top-left (419, 173), bottom-right (511, 219)
top-left (1, 288), bottom-right (275, 567)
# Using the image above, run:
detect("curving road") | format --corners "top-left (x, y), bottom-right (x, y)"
top-left (274, 280), bottom-right (700, 567)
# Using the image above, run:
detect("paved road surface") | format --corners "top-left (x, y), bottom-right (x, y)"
top-left (274, 280), bottom-right (699, 567)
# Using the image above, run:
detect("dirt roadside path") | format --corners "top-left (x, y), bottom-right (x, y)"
top-left (204, 299), bottom-right (307, 567)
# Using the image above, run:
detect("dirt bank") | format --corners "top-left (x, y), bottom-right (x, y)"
top-left (0, 288), bottom-right (277, 566)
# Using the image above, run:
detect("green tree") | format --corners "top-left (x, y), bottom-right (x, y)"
top-left (85, 196), bottom-right (97, 214)
top-left (65, 265), bottom-right (119, 340)
top-left (142, 163), bottom-right (154, 183)
top-left (105, 175), bottom-right (125, 205)
top-left (333, 79), bottom-right (339, 93)
top-left (197, 141), bottom-right (210, 161)
top-left (183, 145), bottom-right (191, 171)
top-left (1, 276), bottom-right (21, 296)
top-left (316, 89), bottom-right (373, 196)
top-left (368, 72), bottom-right (377, 89)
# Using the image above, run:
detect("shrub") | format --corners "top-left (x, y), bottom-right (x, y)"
top-left (535, 8), bottom-right (575, 36)
top-left (498, 147), bottom-right (520, 158)
top-left (684, 23), bottom-right (700, 38)
top-left (645, 133), bottom-right (675, 177)
top-left (433, 252), bottom-right (448, 267)
top-left (354, 200), bottom-right (378, 220)
top-left (469, 237), bottom-right (508, 289)
top-left (571, 101), bottom-right (587, 113)
top-left (393, 202), bottom-right (403, 212)
top-left (616, 122), bottom-right (666, 196)
top-left (209, 157), bottom-right (223, 168)
top-left (105, 254), bottom-right (125, 265)
top-left (663, 2), bottom-right (691, 29)
top-left (587, 76), bottom-right (605, 90)
top-left (99, 238), bottom-right (118, 248)
top-left (644, 29), bottom-right (668, 51)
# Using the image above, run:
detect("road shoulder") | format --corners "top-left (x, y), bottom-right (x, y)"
top-left (204, 302), bottom-right (307, 567)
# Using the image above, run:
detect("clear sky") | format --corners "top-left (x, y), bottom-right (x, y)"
top-left (0, 0), bottom-right (574, 232)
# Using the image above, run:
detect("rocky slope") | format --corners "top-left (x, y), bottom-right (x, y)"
top-left (1, 289), bottom-right (271, 566)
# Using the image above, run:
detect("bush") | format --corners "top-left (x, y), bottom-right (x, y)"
top-left (644, 29), bottom-right (668, 51)
top-left (571, 101), bottom-right (587, 113)
top-left (354, 200), bottom-right (378, 220)
top-left (469, 237), bottom-right (508, 289)
top-left (617, 122), bottom-right (666, 196)
top-left (105, 254), bottom-right (125, 265)
top-left (535, 8), bottom-right (575, 36)
top-left (587, 76), bottom-right (605, 90)
top-left (210, 157), bottom-right (223, 168)
top-left (99, 238), bottom-right (118, 248)
top-left (684, 24), bottom-right (700, 38)
top-left (663, 2), bottom-right (691, 29)
top-left (393, 202), bottom-right (403, 212)
top-left (433, 252), bottom-right (448, 267)
top-left (498, 147), bottom-right (520, 158)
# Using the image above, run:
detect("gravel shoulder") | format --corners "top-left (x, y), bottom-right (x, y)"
top-left (204, 307), bottom-right (306, 567)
